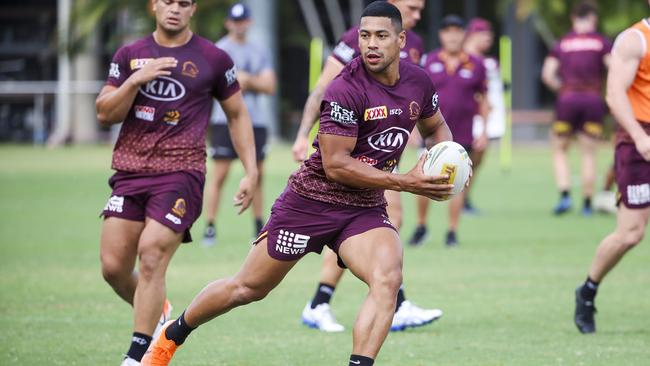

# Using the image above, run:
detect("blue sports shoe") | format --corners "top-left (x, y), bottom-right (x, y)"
top-left (581, 206), bottom-right (594, 217)
top-left (553, 197), bottom-right (572, 215)
top-left (463, 199), bottom-right (481, 216)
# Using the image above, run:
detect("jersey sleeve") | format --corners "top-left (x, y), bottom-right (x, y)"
top-left (318, 79), bottom-right (361, 138)
top-left (420, 53), bottom-right (428, 67)
top-left (105, 46), bottom-right (130, 88)
top-left (475, 59), bottom-right (488, 94)
top-left (331, 28), bottom-right (359, 65)
top-left (211, 51), bottom-right (241, 101)
top-left (548, 41), bottom-right (561, 59)
top-left (419, 76), bottom-right (439, 120)
top-left (602, 36), bottom-right (613, 56)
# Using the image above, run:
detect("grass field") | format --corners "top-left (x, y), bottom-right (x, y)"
top-left (0, 143), bottom-right (648, 365)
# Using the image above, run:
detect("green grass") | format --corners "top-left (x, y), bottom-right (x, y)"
top-left (0, 143), bottom-right (648, 365)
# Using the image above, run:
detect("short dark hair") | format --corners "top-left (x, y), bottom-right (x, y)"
top-left (572, 2), bottom-right (597, 18)
top-left (360, 1), bottom-right (403, 32)
top-left (440, 14), bottom-right (466, 30)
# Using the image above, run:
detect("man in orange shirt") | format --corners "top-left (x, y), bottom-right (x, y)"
top-left (574, 9), bottom-right (650, 334)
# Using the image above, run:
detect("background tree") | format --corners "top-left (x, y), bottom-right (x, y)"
top-left (509, 0), bottom-right (646, 45)
top-left (69, 0), bottom-right (235, 55)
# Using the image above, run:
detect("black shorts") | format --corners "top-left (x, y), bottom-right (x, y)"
top-left (208, 124), bottom-right (268, 161)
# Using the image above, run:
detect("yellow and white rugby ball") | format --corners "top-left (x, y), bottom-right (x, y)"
top-left (423, 141), bottom-right (471, 198)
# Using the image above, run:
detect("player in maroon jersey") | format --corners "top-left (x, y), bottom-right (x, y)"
top-left (143, 3), bottom-right (455, 365)
top-left (541, 2), bottom-right (611, 216)
top-left (293, 0), bottom-right (442, 334)
top-left (96, 1), bottom-right (258, 364)
top-left (410, 15), bottom-right (488, 247)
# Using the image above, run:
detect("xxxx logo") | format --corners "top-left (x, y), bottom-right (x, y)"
top-left (364, 106), bottom-right (388, 121)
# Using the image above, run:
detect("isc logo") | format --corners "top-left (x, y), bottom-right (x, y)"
top-left (364, 106), bottom-right (388, 121)
top-left (368, 127), bottom-right (410, 153)
top-left (139, 76), bottom-right (186, 101)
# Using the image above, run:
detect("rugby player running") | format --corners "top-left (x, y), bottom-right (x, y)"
top-left (143, 3), bottom-right (454, 365)
top-left (293, 0), bottom-right (442, 333)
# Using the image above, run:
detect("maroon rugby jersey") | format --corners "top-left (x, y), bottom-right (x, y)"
top-left (290, 57), bottom-right (439, 207)
top-left (106, 34), bottom-right (240, 174)
top-left (421, 50), bottom-right (487, 147)
top-left (549, 31), bottom-right (611, 94)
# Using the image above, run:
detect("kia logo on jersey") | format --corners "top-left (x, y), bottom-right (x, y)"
top-left (140, 76), bottom-right (186, 102)
top-left (368, 127), bottom-right (410, 153)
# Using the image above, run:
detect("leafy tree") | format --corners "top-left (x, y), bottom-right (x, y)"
top-left (508, 0), bottom-right (647, 41)
top-left (69, 0), bottom-right (235, 54)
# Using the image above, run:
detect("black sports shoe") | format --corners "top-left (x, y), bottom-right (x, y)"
top-left (254, 218), bottom-right (264, 237)
top-left (574, 286), bottom-right (596, 334)
top-left (408, 225), bottom-right (428, 247)
top-left (445, 230), bottom-right (458, 247)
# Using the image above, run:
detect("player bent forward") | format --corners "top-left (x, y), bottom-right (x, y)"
top-left (143, 2), bottom-right (456, 365)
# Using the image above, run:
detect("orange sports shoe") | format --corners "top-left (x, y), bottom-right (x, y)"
top-left (141, 320), bottom-right (179, 366)
top-left (152, 299), bottom-right (173, 341)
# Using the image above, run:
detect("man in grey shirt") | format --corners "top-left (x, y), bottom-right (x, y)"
top-left (203, 3), bottom-right (277, 245)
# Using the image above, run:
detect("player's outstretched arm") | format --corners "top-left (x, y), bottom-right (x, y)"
top-left (319, 133), bottom-right (453, 201)
top-left (221, 90), bottom-right (259, 213)
top-left (95, 57), bottom-right (178, 126)
top-left (416, 110), bottom-right (453, 150)
top-left (292, 57), bottom-right (345, 161)
top-left (607, 30), bottom-right (650, 161)
top-left (541, 56), bottom-right (562, 93)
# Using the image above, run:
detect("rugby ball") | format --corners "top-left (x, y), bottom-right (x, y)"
top-left (422, 141), bottom-right (471, 198)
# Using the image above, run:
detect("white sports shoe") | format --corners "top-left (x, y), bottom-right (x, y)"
top-left (152, 299), bottom-right (173, 341)
top-left (120, 356), bottom-right (140, 366)
top-left (593, 191), bottom-right (617, 215)
top-left (301, 302), bottom-right (345, 332)
top-left (391, 300), bottom-right (443, 331)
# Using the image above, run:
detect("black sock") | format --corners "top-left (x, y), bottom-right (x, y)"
top-left (580, 277), bottom-right (599, 302)
top-left (310, 283), bottom-right (335, 309)
top-left (395, 285), bottom-right (406, 312)
top-left (207, 221), bottom-right (214, 227)
top-left (561, 190), bottom-right (569, 199)
top-left (349, 354), bottom-right (374, 366)
top-left (255, 217), bottom-right (264, 235)
top-left (126, 332), bottom-right (152, 361)
top-left (165, 311), bottom-right (195, 346)
top-left (584, 197), bottom-right (592, 210)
